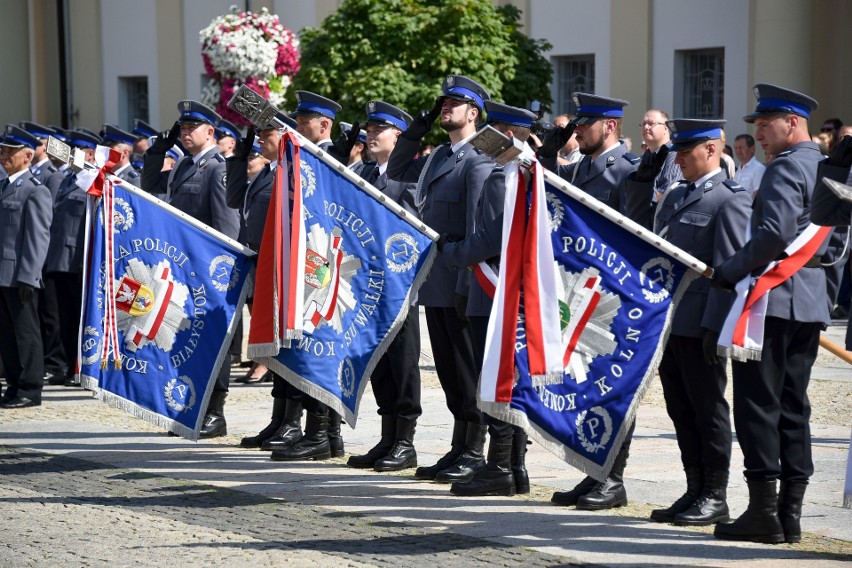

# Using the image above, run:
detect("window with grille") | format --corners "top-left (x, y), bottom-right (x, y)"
top-left (119, 76), bottom-right (149, 130)
top-left (675, 48), bottom-right (724, 118)
top-left (553, 54), bottom-right (596, 115)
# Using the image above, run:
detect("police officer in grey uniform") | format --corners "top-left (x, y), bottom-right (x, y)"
top-left (537, 93), bottom-right (640, 213)
top-left (549, 94), bottom-right (645, 511)
top-left (292, 90), bottom-right (364, 168)
top-left (100, 124), bottom-right (142, 186)
top-left (142, 100), bottom-right (240, 438)
top-left (626, 119), bottom-right (752, 525)
top-left (20, 122), bottom-right (63, 193)
top-left (441, 101), bottom-right (536, 496)
top-left (44, 129), bottom-right (101, 387)
top-left (19, 121), bottom-right (67, 384)
top-left (346, 101), bottom-right (422, 472)
top-left (713, 85), bottom-right (837, 544)
top-left (0, 126), bottom-right (53, 408)
top-left (387, 75), bottom-right (494, 482)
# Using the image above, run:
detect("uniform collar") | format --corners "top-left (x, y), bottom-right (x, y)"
top-left (690, 167), bottom-right (723, 189)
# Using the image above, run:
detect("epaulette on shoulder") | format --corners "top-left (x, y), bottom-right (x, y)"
top-left (30, 176), bottom-right (42, 185)
top-left (212, 153), bottom-right (226, 163)
top-left (722, 179), bottom-right (745, 192)
top-left (623, 152), bottom-right (640, 165)
top-left (776, 149), bottom-right (792, 158)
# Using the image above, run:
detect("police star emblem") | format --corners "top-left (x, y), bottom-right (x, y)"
top-left (114, 258), bottom-right (191, 353)
top-left (302, 224), bottom-right (362, 334)
top-left (557, 266), bottom-right (620, 386)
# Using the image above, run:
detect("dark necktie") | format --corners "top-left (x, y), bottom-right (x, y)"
top-left (0, 178), bottom-right (8, 195)
top-left (172, 158), bottom-right (195, 188)
top-left (367, 166), bottom-right (381, 185)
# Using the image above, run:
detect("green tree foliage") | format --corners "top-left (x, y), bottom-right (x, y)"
top-left (290, 0), bottom-right (553, 144)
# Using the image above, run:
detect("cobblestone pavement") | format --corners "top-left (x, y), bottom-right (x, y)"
top-left (0, 316), bottom-right (849, 566)
top-left (0, 448), bottom-right (574, 568)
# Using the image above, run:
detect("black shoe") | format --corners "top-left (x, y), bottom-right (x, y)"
top-left (575, 478), bottom-right (628, 510)
top-left (328, 412), bottom-right (344, 458)
top-left (450, 437), bottom-right (515, 497)
top-left (414, 419), bottom-right (467, 480)
top-left (714, 480), bottom-right (784, 544)
top-left (650, 466), bottom-right (703, 523)
top-left (551, 476), bottom-right (598, 506)
top-left (510, 430), bottom-right (530, 495)
top-left (270, 410), bottom-right (331, 461)
top-left (260, 398), bottom-right (303, 451)
top-left (0, 397), bottom-right (41, 409)
top-left (434, 423), bottom-right (487, 484)
top-left (348, 415), bottom-right (394, 469)
top-left (45, 372), bottom-right (66, 386)
top-left (374, 440), bottom-right (417, 472)
top-left (240, 398), bottom-right (286, 448)
top-left (778, 481), bottom-right (807, 544)
top-left (198, 391), bottom-right (227, 439)
top-left (64, 375), bottom-right (81, 387)
top-left (674, 470), bottom-right (729, 526)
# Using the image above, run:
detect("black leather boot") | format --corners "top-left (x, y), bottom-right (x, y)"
top-left (650, 466), bottom-right (703, 523)
top-left (198, 391), bottom-right (227, 439)
top-left (576, 442), bottom-right (629, 510)
top-left (348, 414), bottom-right (395, 468)
top-left (778, 480), bottom-right (807, 543)
top-left (240, 397), bottom-right (286, 448)
top-left (450, 436), bottom-right (515, 497)
top-left (374, 418), bottom-right (417, 472)
top-left (270, 409), bottom-right (331, 461)
top-left (675, 469), bottom-right (730, 526)
top-left (415, 419), bottom-right (466, 480)
top-left (714, 479), bottom-right (784, 544)
top-left (551, 476), bottom-right (599, 506)
top-left (510, 430), bottom-right (530, 494)
top-left (434, 422), bottom-right (487, 483)
top-left (260, 398), bottom-right (303, 451)
top-left (328, 411), bottom-right (344, 458)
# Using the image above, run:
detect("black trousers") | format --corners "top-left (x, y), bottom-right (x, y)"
top-left (369, 309), bottom-right (422, 421)
top-left (47, 272), bottom-right (83, 377)
top-left (38, 275), bottom-right (65, 374)
top-left (0, 287), bottom-right (44, 400)
top-left (658, 334), bottom-right (732, 471)
top-left (469, 314), bottom-right (516, 438)
top-left (732, 317), bottom-right (820, 483)
top-left (270, 373), bottom-right (305, 401)
top-left (425, 306), bottom-right (481, 424)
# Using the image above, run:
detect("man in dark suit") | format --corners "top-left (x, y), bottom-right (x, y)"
top-left (142, 100), bottom-right (240, 438)
top-left (441, 100), bottom-right (537, 496)
top-left (387, 75), bottom-right (494, 482)
top-left (626, 119), bottom-right (752, 525)
top-left (44, 130), bottom-right (100, 387)
top-left (346, 101), bottom-right (422, 472)
top-left (0, 125), bottom-right (53, 408)
top-left (100, 124), bottom-right (142, 186)
top-left (713, 84), bottom-right (837, 544)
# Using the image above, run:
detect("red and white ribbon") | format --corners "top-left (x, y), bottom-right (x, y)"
top-left (718, 222), bottom-right (832, 361)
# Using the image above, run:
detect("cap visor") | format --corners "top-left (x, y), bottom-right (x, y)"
top-left (569, 116), bottom-right (599, 125)
top-left (670, 139), bottom-right (706, 152)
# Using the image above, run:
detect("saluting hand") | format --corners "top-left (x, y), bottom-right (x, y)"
top-left (827, 135), bottom-right (852, 169)
top-left (234, 129), bottom-right (256, 161)
top-left (634, 145), bottom-right (670, 183)
top-left (148, 121), bottom-right (180, 155)
top-left (537, 124), bottom-right (575, 159)
top-left (402, 98), bottom-right (443, 141)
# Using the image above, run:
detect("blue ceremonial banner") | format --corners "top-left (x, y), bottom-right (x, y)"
top-left (79, 181), bottom-right (253, 440)
top-left (257, 140), bottom-right (436, 426)
top-left (481, 170), bottom-right (701, 480)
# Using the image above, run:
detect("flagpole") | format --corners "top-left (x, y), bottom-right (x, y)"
top-left (227, 85), bottom-right (439, 242)
top-left (111, 179), bottom-right (256, 257)
top-left (541, 169), bottom-right (712, 278)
